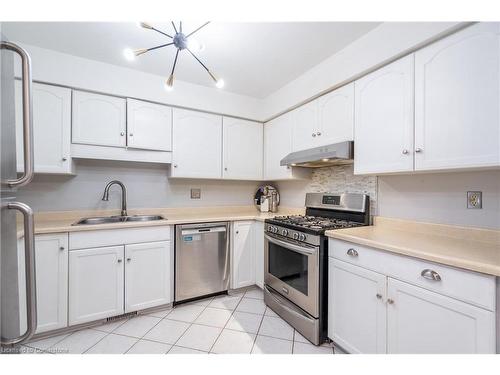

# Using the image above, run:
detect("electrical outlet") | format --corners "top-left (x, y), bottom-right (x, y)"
top-left (467, 191), bottom-right (482, 209)
top-left (190, 188), bottom-right (201, 199)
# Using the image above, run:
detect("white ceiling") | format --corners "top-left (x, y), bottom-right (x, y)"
top-left (3, 22), bottom-right (380, 98)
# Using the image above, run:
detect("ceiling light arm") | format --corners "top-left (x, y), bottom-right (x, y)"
top-left (170, 49), bottom-right (180, 77)
top-left (179, 22), bottom-right (182, 33)
top-left (171, 22), bottom-right (178, 34)
top-left (146, 42), bottom-right (174, 53)
top-left (186, 48), bottom-right (211, 73)
top-left (186, 22), bottom-right (210, 38)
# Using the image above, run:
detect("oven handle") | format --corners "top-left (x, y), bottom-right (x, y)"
top-left (265, 234), bottom-right (317, 256)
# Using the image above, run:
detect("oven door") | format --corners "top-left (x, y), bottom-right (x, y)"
top-left (264, 234), bottom-right (319, 317)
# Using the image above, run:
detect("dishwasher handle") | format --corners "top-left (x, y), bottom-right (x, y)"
top-left (181, 226), bottom-right (227, 236)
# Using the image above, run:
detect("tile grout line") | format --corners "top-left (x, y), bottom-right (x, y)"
top-left (207, 293), bottom-right (244, 353)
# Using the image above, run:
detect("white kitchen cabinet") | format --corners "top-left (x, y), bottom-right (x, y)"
top-left (222, 117), bottom-right (263, 180)
top-left (72, 90), bottom-right (126, 148)
top-left (292, 100), bottom-right (318, 152)
top-left (69, 246), bottom-right (124, 325)
top-left (254, 221), bottom-right (265, 289)
top-left (329, 259), bottom-right (387, 354)
top-left (414, 23), bottom-right (500, 171)
top-left (232, 221), bottom-right (256, 289)
top-left (387, 278), bottom-right (495, 354)
top-left (124, 241), bottom-right (172, 313)
top-left (354, 55), bottom-right (415, 174)
top-left (171, 108), bottom-right (222, 178)
top-left (264, 112), bottom-right (310, 181)
top-left (15, 82), bottom-right (72, 174)
top-left (316, 83), bottom-right (354, 147)
top-left (126, 99), bottom-right (172, 151)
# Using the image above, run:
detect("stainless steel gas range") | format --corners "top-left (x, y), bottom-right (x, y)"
top-left (264, 193), bottom-right (370, 345)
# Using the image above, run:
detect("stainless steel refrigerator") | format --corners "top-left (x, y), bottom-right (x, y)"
top-left (1, 34), bottom-right (37, 347)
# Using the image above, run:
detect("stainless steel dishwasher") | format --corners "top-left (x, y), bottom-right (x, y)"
top-left (175, 222), bottom-right (230, 303)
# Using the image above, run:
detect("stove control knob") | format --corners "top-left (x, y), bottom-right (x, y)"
top-left (282, 229), bottom-right (289, 236)
top-left (299, 233), bottom-right (306, 241)
top-left (293, 233), bottom-right (299, 240)
top-left (272, 226), bottom-right (278, 233)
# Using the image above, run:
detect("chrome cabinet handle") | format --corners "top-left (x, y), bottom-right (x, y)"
top-left (120, 132), bottom-right (125, 136)
top-left (415, 148), bottom-right (423, 153)
top-left (59, 246), bottom-right (65, 251)
top-left (312, 133), bottom-right (316, 137)
top-left (173, 164), bottom-right (178, 168)
top-left (127, 258), bottom-right (131, 262)
top-left (1, 202), bottom-right (37, 345)
top-left (62, 157), bottom-right (68, 161)
top-left (1, 42), bottom-right (34, 188)
top-left (224, 167), bottom-right (228, 171)
top-left (421, 269), bottom-right (441, 281)
top-left (129, 133), bottom-right (133, 137)
top-left (376, 293), bottom-right (382, 299)
top-left (387, 298), bottom-right (394, 304)
top-left (346, 248), bottom-right (358, 257)
top-left (316, 132), bottom-right (321, 136)
top-left (118, 259), bottom-right (123, 263)
top-left (402, 149), bottom-right (409, 155)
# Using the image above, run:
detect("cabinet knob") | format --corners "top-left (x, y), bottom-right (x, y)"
top-left (402, 149), bottom-right (409, 155)
top-left (224, 167), bottom-right (228, 171)
top-left (129, 133), bottom-right (133, 137)
top-left (415, 148), bottom-right (423, 153)
top-left (312, 133), bottom-right (316, 137)
top-left (117, 259), bottom-right (123, 263)
top-left (346, 248), bottom-right (358, 257)
top-left (174, 164), bottom-right (178, 168)
top-left (127, 258), bottom-right (131, 262)
top-left (387, 298), bottom-right (394, 304)
top-left (62, 157), bottom-right (68, 161)
top-left (421, 269), bottom-right (441, 281)
top-left (236, 231), bottom-right (239, 234)
top-left (120, 132), bottom-right (125, 136)
top-left (59, 246), bottom-right (65, 251)
top-left (316, 132), bottom-right (321, 136)
top-left (376, 293), bottom-right (382, 299)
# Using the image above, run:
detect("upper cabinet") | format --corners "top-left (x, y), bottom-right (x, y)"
top-left (15, 82), bottom-right (73, 174)
top-left (223, 117), bottom-right (263, 180)
top-left (414, 22), bottom-right (500, 171)
top-left (264, 112), bottom-right (311, 181)
top-left (292, 83), bottom-right (355, 152)
top-left (171, 108), bottom-right (223, 179)
top-left (126, 99), bottom-right (172, 152)
top-left (354, 55), bottom-right (415, 175)
top-left (72, 90), bottom-right (126, 148)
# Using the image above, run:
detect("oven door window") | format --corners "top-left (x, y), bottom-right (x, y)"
top-left (268, 241), bottom-right (309, 295)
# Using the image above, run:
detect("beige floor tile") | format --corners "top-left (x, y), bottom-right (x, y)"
top-left (176, 324), bottom-right (222, 352)
top-left (211, 329), bottom-right (256, 354)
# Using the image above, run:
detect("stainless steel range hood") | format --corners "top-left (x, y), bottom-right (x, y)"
top-left (280, 141), bottom-right (354, 168)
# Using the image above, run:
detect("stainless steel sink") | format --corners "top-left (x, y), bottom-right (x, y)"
top-left (73, 215), bottom-right (165, 226)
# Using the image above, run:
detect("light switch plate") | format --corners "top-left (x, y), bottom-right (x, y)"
top-left (191, 188), bottom-right (201, 199)
top-left (467, 191), bottom-right (482, 209)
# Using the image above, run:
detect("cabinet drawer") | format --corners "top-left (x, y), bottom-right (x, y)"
top-left (329, 239), bottom-right (496, 311)
top-left (69, 226), bottom-right (171, 250)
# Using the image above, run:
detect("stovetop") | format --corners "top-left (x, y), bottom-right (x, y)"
top-left (265, 215), bottom-right (366, 235)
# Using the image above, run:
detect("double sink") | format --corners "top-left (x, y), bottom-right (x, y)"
top-left (73, 215), bottom-right (165, 226)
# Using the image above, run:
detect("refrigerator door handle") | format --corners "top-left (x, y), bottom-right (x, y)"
top-left (0, 41), bottom-right (34, 187)
top-left (1, 202), bottom-right (37, 346)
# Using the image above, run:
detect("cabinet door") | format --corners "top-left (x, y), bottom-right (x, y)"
top-left (171, 108), bottom-right (222, 178)
top-left (125, 241), bottom-right (172, 313)
top-left (317, 83), bottom-right (354, 147)
top-left (72, 90), bottom-right (126, 147)
top-left (222, 117), bottom-right (263, 180)
top-left (34, 234), bottom-right (69, 333)
top-left (254, 221), bottom-right (265, 289)
top-left (231, 221), bottom-right (255, 289)
top-left (69, 246), bottom-right (124, 325)
top-left (292, 100), bottom-right (318, 152)
top-left (328, 259), bottom-right (387, 354)
top-left (354, 55), bottom-right (415, 174)
top-left (414, 23), bottom-right (500, 170)
top-left (15, 82), bottom-right (72, 174)
top-left (126, 99), bottom-right (172, 151)
top-left (387, 278), bottom-right (496, 354)
top-left (264, 112), bottom-right (293, 180)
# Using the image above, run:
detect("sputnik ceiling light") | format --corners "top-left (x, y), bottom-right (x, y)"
top-left (124, 21), bottom-right (223, 91)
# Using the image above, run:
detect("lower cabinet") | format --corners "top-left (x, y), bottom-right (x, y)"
top-left (69, 240), bottom-right (172, 325)
top-left (387, 278), bottom-right (496, 354)
top-left (328, 259), bottom-right (386, 354)
top-left (124, 241), bottom-right (171, 313)
top-left (231, 221), bottom-right (256, 289)
top-left (328, 255), bottom-right (496, 354)
top-left (69, 246), bottom-right (125, 325)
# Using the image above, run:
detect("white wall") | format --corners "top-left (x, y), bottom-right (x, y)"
top-left (13, 43), bottom-right (265, 121)
top-left (377, 171), bottom-right (500, 230)
top-left (262, 22), bottom-right (465, 119)
top-left (16, 160), bottom-right (260, 212)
